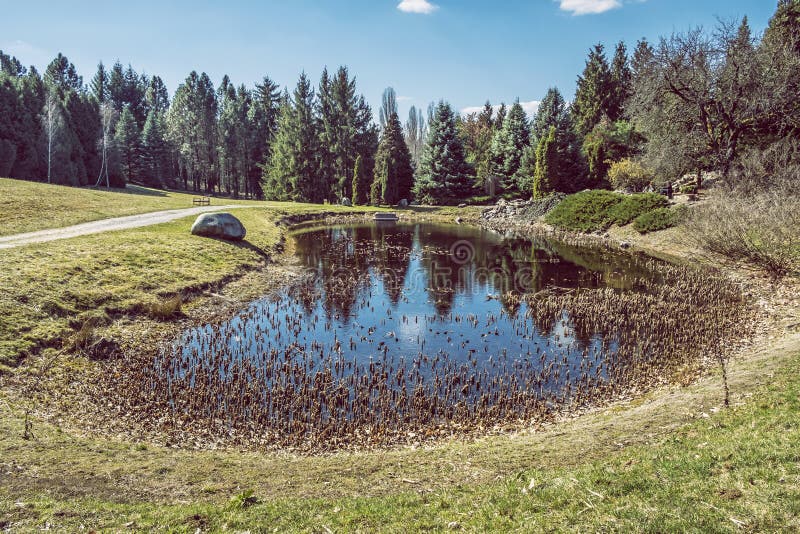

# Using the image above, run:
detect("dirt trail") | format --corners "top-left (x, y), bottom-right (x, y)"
top-left (0, 205), bottom-right (248, 249)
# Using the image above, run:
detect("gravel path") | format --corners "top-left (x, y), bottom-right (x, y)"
top-left (0, 205), bottom-right (248, 249)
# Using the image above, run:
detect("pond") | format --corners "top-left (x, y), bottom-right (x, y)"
top-left (143, 222), bottom-right (746, 449)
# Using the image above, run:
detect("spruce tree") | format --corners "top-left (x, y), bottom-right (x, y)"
top-left (413, 101), bottom-right (474, 204)
top-left (532, 88), bottom-right (567, 144)
top-left (141, 109), bottom-right (168, 186)
top-left (608, 42), bottom-right (632, 121)
top-left (372, 110), bottom-right (414, 205)
top-left (264, 74), bottom-right (322, 202)
top-left (90, 62), bottom-right (108, 103)
top-left (572, 44), bottom-right (613, 138)
top-left (489, 100), bottom-right (530, 192)
top-left (495, 103), bottom-right (507, 131)
top-left (533, 126), bottom-right (557, 199)
top-left (115, 106), bottom-right (140, 184)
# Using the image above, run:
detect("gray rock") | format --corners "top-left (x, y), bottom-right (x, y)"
top-left (341, 197), bottom-right (352, 206)
top-left (409, 200), bottom-right (419, 206)
top-left (620, 241), bottom-right (632, 249)
top-left (455, 216), bottom-right (464, 224)
top-left (398, 198), bottom-right (409, 208)
top-left (458, 203), bottom-right (467, 208)
top-left (191, 212), bottom-right (246, 241)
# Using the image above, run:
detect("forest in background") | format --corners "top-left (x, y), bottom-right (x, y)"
top-left (0, 1), bottom-right (798, 208)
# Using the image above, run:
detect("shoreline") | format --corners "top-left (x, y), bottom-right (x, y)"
top-left (11, 207), bottom-right (796, 454)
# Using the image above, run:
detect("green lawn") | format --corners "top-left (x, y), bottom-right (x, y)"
top-left (0, 178), bottom-right (281, 236)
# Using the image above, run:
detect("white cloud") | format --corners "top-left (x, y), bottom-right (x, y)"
top-left (461, 101), bottom-right (541, 120)
top-left (558, 0), bottom-right (622, 15)
top-left (397, 0), bottom-right (438, 15)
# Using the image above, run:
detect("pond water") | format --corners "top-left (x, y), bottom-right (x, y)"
top-left (151, 221), bottom-right (730, 448)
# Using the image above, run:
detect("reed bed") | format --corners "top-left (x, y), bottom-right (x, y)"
top-left (90, 226), bottom-right (754, 452)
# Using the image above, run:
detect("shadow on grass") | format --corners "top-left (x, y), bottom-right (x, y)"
top-left (88, 184), bottom-right (169, 197)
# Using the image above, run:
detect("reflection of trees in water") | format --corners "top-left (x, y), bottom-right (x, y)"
top-left (289, 223), bottom-right (658, 321)
top-left (369, 224), bottom-right (412, 305)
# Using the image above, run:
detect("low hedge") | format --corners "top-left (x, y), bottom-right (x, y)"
top-left (633, 206), bottom-right (685, 234)
top-left (609, 193), bottom-right (669, 225)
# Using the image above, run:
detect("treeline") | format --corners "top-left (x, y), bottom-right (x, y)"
top-left (1, 0), bottom-right (798, 204)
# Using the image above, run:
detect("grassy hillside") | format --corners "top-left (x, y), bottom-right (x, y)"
top-left (0, 178), bottom-right (271, 236)
top-left (0, 180), bottom-right (386, 369)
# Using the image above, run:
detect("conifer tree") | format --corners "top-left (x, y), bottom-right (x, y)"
top-left (115, 106), bottom-right (140, 183)
top-left (489, 100), bottom-right (530, 192)
top-left (495, 103), bottom-right (507, 131)
top-left (608, 41), bottom-right (632, 121)
top-left (351, 154), bottom-right (371, 205)
top-left (532, 88), bottom-right (567, 144)
top-left (414, 101), bottom-right (474, 204)
top-left (533, 126), bottom-right (557, 199)
top-left (572, 44), bottom-right (613, 137)
top-left (90, 62), bottom-right (108, 103)
top-left (141, 109), bottom-right (168, 186)
top-left (264, 73), bottom-right (322, 202)
top-left (372, 110), bottom-right (414, 205)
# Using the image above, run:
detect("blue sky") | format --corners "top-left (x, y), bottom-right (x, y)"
top-left (2, 0), bottom-right (777, 121)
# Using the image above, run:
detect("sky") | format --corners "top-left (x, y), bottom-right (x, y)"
top-left (2, 0), bottom-right (778, 121)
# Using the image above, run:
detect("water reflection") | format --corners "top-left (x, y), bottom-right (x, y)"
top-left (153, 223), bottom-right (671, 446)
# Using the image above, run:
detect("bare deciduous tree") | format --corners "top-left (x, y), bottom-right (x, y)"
top-left (95, 101), bottom-right (118, 188)
top-left (40, 88), bottom-right (62, 184)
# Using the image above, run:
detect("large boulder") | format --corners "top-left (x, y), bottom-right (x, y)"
top-left (397, 198), bottom-right (409, 208)
top-left (341, 197), bottom-right (352, 206)
top-left (191, 213), bottom-right (246, 241)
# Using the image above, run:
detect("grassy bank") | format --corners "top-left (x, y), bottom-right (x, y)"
top-left (0, 186), bottom-right (382, 369)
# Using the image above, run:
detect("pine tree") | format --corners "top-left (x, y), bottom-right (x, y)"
top-left (141, 109), bottom-right (168, 186)
top-left (495, 103), bottom-right (507, 131)
top-left (315, 67), bottom-right (376, 201)
top-left (533, 126), bottom-right (557, 199)
top-left (146, 75), bottom-right (170, 114)
top-left (372, 110), bottom-right (414, 205)
top-left (248, 76), bottom-right (281, 198)
top-left (166, 71), bottom-right (217, 191)
top-left (44, 53), bottom-right (83, 95)
top-left (413, 101), bottom-right (474, 204)
top-left (532, 88), bottom-right (567, 144)
top-left (264, 73), bottom-right (322, 202)
top-left (608, 41), bottom-right (632, 121)
top-left (572, 44), bottom-right (613, 138)
top-left (458, 102), bottom-right (495, 189)
top-left (115, 106), bottom-right (140, 184)
top-left (90, 62), bottom-right (108, 103)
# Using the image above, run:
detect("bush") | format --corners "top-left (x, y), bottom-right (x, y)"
top-left (633, 206), bottom-right (684, 234)
top-left (545, 190), bottom-right (624, 232)
top-left (608, 158), bottom-right (654, 192)
top-left (686, 191), bottom-right (800, 277)
top-left (609, 193), bottom-right (669, 226)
